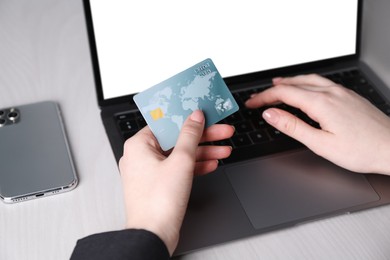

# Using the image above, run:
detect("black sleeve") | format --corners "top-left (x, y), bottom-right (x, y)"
top-left (70, 229), bottom-right (170, 260)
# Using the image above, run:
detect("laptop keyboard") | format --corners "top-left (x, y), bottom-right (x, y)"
top-left (115, 69), bottom-right (390, 164)
top-left (116, 111), bottom-right (146, 140)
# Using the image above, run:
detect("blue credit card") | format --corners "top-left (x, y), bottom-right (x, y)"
top-left (133, 58), bottom-right (239, 151)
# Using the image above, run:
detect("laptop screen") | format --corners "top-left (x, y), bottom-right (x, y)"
top-left (87, 0), bottom-right (358, 101)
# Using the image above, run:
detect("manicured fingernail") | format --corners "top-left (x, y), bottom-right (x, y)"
top-left (190, 110), bottom-right (204, 123)
top-left (263, 109), bottom-right (279, 124)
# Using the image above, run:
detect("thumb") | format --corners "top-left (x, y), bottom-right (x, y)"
top-left (170, 110), bottom-right (205, 162)
top-left (262, 108), bottom-right (325, 148)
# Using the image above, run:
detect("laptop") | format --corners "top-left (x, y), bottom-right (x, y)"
top-left (83, 0), bottom-right (390, 256)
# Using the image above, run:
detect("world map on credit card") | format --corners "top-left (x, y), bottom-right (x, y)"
top-left (133, 58), bottom-right (239, 151)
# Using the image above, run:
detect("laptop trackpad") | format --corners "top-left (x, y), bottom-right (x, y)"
top-left (225, 150), bottom-right (379, 230)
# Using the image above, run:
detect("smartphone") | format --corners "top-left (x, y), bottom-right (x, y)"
top-left (0, 101), bottom-right (78, 203)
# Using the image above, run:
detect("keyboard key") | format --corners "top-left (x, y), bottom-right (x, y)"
top-left (119, 119), bottom-right (138, 132)
top-left (268, 128), bottom-right (288, 139)
top-left (224, 112), bottom-right (243, 124)
top-left (249, 130), bottom-right (270, 143)
top-left (136, 116), bottom-right (147, 128)
top-left (234, 121), bottom-right (254, 134)
top-left (116, 113), bottom-right (133, 121)
top-left (241, 108), bottom-right (260, 119)
top-left (251, 118), bottom-right (268, 129)
top-left (231, 134), bottom-right (252, 147)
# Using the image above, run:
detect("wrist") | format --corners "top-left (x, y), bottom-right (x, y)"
top-left (126, 219), bottom-right (177, 256)
top-left (372, 138), bottom-right (390, 176)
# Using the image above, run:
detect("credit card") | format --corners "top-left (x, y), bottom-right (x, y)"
top-left (133, 58), bottom-right (238, 151)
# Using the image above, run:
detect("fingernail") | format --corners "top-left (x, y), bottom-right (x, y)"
top-left (263, 109), bottom-right (279, 124)
top-left (190, 110), bottom-right (204, 123)
top-left (272, 77), bottom-right (283, 84)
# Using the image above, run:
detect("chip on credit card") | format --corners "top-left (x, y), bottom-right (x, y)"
top-left (133, 58), bottom-right (239, 151)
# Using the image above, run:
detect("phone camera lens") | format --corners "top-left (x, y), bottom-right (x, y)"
top-left (7, 108), bottom-right (20, 123)
top-left (0, 118), bottom-right (5, 127)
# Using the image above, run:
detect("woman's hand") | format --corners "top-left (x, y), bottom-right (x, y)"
top-left (119, 110), bottom-right (234, 255)
top-left (246, 74), bottom-right (390, 175)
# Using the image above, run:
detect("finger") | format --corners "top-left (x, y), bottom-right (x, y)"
top-left (275, 74), bottom-right (335, 87)
top-left (200, 124), bottom-right (235, 143)
top-left (245, 84), bottom-right (317, 111)
top-left (194, 160), bottom-right (219, 176)
top-left (122, 126), bottom-right (159, 155)
top-left (272, 77), bottom-right (283, 85)
top-left (262, 107), bottom-right (329, 150)
top-left (195, 145), bottom-right (232, 161)
top-left (170, 110), bottom-right (205, 164)
top-left (129, 125), bottom-right (154, 139)
top-left (151, 124), bottom-right (234, 157)
top-left (120, 126), bottom-right (164, 172)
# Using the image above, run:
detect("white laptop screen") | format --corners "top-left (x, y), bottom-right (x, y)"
top-left (89, 0), bottom-right (358, 100)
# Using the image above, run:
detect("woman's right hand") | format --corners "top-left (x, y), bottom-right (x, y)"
top-left (245, 74), bottom-right (390, 175)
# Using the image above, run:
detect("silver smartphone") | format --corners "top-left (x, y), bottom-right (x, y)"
top-left (0, 101), bottom-right (78, 203)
